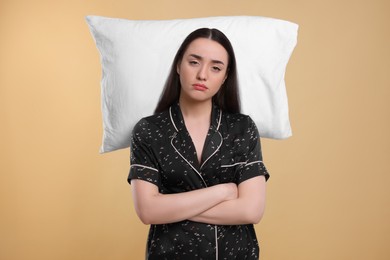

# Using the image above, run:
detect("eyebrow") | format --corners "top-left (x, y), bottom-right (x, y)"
top-left (189, 54), bottom-right (225, 66)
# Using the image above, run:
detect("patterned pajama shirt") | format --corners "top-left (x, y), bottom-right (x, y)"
top-left (128, 102), bottom-right (269, 259)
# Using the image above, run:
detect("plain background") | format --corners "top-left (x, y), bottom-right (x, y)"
top-left (1, 0), bottom-right (389, 259)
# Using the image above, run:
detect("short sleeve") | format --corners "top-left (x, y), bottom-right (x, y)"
top-left (127, 119), bottom-right (160, 186)
top-left (235, 117), bottom-right (270, 184)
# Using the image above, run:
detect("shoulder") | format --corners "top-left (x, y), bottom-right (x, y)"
top-left (222, 111), bottom-right (259, 134)
top-left (132, 110), bottom-right (173, 140)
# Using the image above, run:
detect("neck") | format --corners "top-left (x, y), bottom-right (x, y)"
top-left (178, 97), bottom-right (212, 120)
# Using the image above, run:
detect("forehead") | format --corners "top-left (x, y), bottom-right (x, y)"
top-left (184, 38), bottom-right (228, 62)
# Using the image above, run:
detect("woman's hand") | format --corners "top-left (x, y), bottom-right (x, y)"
top-left (221, 182), bottom-right (238, 201)
top-left (189, 176), bottom-right (266, 225)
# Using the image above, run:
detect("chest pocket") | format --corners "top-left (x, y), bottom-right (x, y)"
top-left (218, 157), bottom-right (246, 184)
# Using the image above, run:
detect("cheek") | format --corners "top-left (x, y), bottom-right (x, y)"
top-left (215, 75), bottom-right (226, 87)
top-left (210, 82), bottom-right (223, 95)
top-left (178, 65), bottom-right (191, 80)
top-left (179, 71), bottom-right (189, 85)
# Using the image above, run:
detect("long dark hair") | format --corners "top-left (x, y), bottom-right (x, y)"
top-left (154, 28), bottom-right (240, 114)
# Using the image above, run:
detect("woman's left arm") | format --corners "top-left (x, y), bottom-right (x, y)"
top-left (189, 175), bottom-right (266, 225)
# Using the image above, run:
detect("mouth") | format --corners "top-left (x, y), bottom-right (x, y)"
top-left (193, 83), bottom-right (208, 91)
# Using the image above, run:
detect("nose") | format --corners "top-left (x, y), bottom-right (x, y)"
top-left (197, 65), bottom-right (207, 81)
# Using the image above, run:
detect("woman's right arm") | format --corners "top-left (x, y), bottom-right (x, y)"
top-left (131, 179), bottom-right (237, 225)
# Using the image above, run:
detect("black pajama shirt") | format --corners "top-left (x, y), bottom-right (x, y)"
top-left (128, 103), bottom-right (270, 260)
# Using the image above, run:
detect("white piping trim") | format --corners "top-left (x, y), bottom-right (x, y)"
top-left (245, 160), bottom-right (263, 167)
top-left (215, 225), bottom-right (218, 260)
top-left (170, 135), bottom-right (219, 258)
top-left (200, 131), bottom-right (223, 169)
top-left (170, 133), bottom-right (207, 187)
top-left (169, 106), bottom-right (179, 132)
top-left (220, 161), bottom-right (247, 168)
top-left (130, 164), bottom-right (159, 172)
top-left (216, 110), bottom-right (222, 130)
top-left (220, 160), bottom-right (264, 168)
top-left (169, 106), bottom-right (222, 260)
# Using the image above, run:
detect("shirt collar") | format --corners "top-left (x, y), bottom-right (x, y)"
top-left (169, 102), bottom-right (222, 133)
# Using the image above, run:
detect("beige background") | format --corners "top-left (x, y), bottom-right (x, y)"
top-left (1, 0), bottom-right (389, 259)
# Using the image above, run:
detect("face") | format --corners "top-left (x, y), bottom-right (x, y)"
top-left (177, 38), bottom-right (229, 104)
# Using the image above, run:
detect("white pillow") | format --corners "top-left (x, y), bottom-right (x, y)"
top-left (86, 15), bottom-right (298, 153)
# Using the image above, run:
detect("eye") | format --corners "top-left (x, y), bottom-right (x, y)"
top-left (189, 60), bottom-right (199, 66)
top-left (211, 66), bottom-right (222, 72)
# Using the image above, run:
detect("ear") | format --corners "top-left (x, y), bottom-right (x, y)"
top-left (176, 59), bottom-right (181, 75)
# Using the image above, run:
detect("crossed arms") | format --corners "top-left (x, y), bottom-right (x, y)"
top-left (131, 175), bottom-right (266, 225)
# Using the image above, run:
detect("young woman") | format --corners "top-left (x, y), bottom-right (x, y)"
top-left (128, 28), bottom-right (270, 259)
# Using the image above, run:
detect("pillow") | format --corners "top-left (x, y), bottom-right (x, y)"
top-left (86, 15), bottom-right (298, 153)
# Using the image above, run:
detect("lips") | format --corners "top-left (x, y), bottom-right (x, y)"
top-left (193, 83), bottom-right (208, 91)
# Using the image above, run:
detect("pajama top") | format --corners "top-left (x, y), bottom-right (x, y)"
top-left (128, 102), bottom-right (270, 260)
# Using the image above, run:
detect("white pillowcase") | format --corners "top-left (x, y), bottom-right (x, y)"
top-left (86, 15), bottom-right (298, 153)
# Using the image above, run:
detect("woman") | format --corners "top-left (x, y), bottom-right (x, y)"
top-left (128, 28), bottom-right (270, 259)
